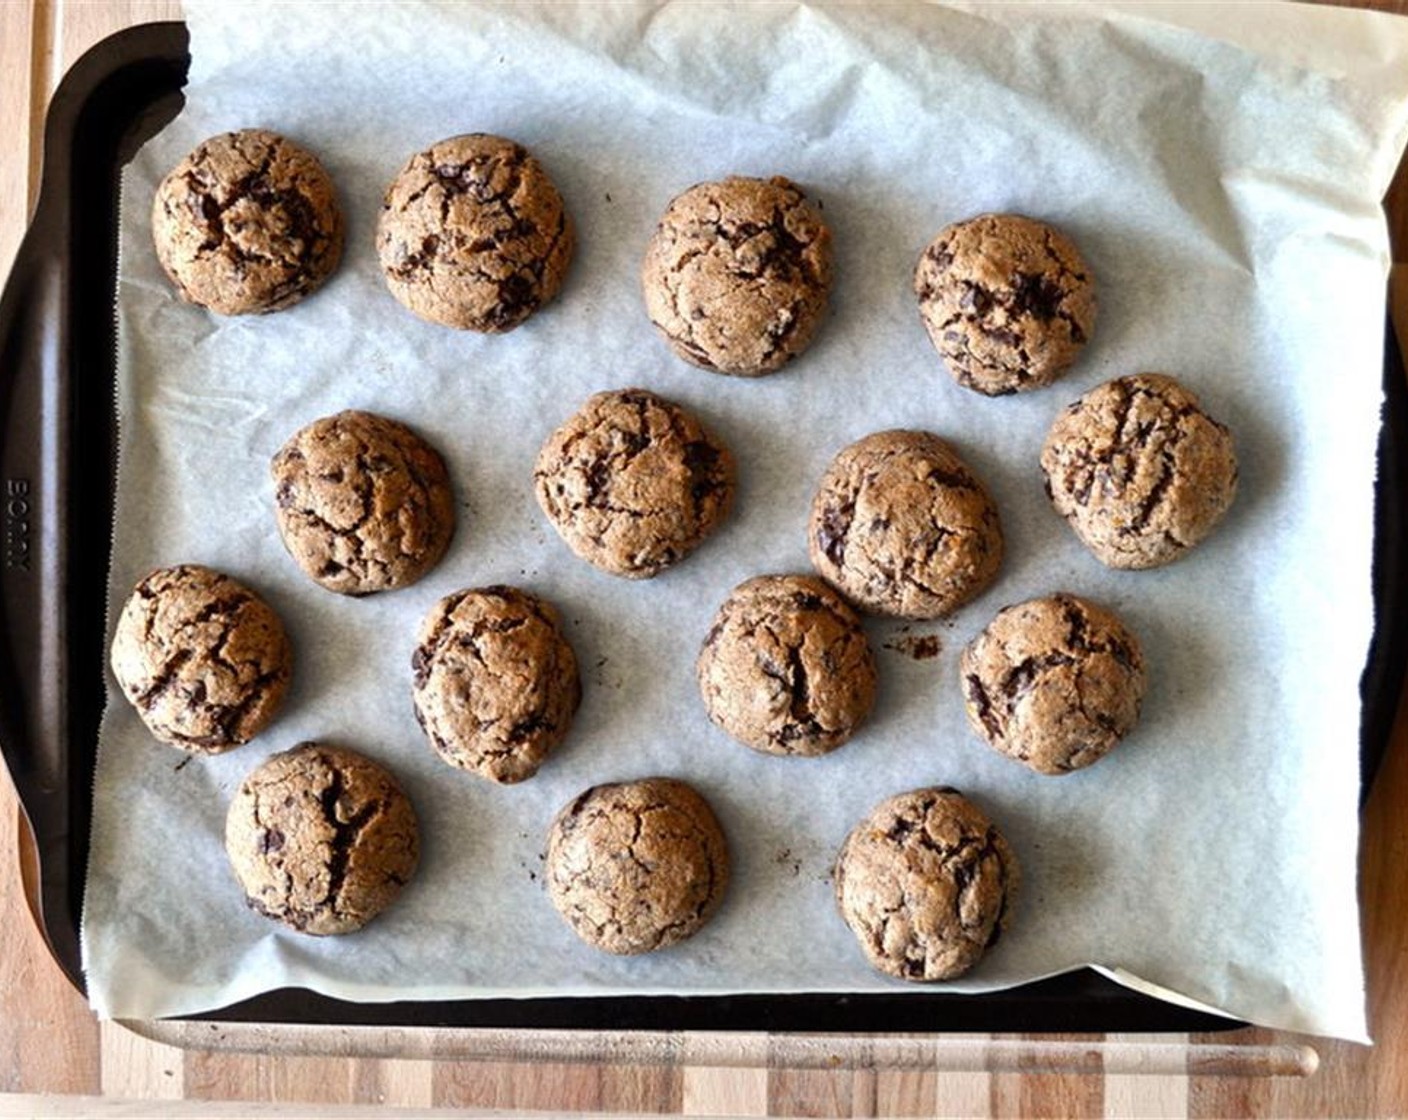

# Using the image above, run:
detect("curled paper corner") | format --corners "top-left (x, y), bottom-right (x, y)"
top-left (1092, 964), bottom-right (1371, 1046)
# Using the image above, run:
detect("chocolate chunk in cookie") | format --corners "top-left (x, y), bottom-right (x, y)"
top-left (961, 593), bottom-right (1146, 775)
top-left (545, 777), bottom-right (730, 955)
top-left (914, 213), bottom-right (1095, 395)
top-left (834, 787), bottom-right (1018, 982)
top-left (271, 410), bottom-right (456, 595)
top-left (641, 175), bottom-right (833, 376)
top-left (224, 743), bottom-right (420, 936)
top-left (151, 129), bottom-right (344, 315)
top-left (697, 574), bottom-right (876, 757)
top-left (534, 388), bottom-right (736, 579)
top-left (412, 586), bottom-right (581, 784)
top-left (1040, 373), bottom-right (1238, 569)
top-left (808, 430), bottom-right (1003, 619)
top-left (110, 564), bottom-right (292, 753)
top-left (376, 133), bottom-right (574, 332)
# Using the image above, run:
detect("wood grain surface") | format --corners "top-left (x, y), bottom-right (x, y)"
top-left (2, 2), bottom-right (1407, 1116)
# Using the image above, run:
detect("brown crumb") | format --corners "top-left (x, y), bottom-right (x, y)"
top-left (883, 633), bottom-right (943, 660)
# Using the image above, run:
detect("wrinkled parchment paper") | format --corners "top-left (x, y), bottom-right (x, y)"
top-left (81, 0), bottom-right (1408, 1040)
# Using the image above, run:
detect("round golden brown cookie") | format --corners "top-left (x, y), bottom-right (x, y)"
top-left (545, 777), bottom-right (730, 955)
top-left (641, 175), bottom-right (833, 376)
top-left (411, 586), bottom-right (581, 784)
top-left (914, 213), bottom-right (1095, 396)
top-left (271, 410), bottom-right (456, 595)
top-left (808, 430), bottom-right (1003, 619)
top-left (534, 388), bottom-right (735, 579)
top-left (1040, 373), bottom-right (1238, 569)
top-left (375, 133), bottom-right (574, 332)
top-left (834, 787), bottom-right (1018, 982)
top-left (151, 129), bottom-right (343, 315)
top-left (961, 593), bottom-right (1146, 775)
top-left (696, 574), bottom-right (876, 757)
top-left (224, 743), bottom-right (419, 936)
top-left (109, 564), bottom-right (292, 753)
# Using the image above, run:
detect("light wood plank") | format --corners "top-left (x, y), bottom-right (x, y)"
top-left (0, 1095), bottom-right (517, 1119)
top-left (26, 0), bottom-right (53, 207)
top-left (990, 1034), bottom-right (1103, 1119)
top-left (934, 1069), bottom-right (993, 1119)
top-left (56, 0), bottom-right (182, 70)
top-left (432, 1061), bottom-right (603, 1111)
top-left (1101, 1034), bottom-right (1187, 1119)
top-left (874, 1068), bottom-right (937, 1119)
top-left (98, 1021), bottom-right (183, 1101)
top-left (0, 0), bottom-right (36, 278)
top-left (0, 804), bottom-right (103, 1096)
top-left (682, 1067), bottom-right (769, 1116)
top-left (349, 1058), bottom-right (434, 1110)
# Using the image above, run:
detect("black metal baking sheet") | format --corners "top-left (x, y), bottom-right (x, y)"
top-left (1, 20), bottom-right (1404, 1034)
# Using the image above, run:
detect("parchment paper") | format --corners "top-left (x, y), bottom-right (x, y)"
top-left (80, 0), bottom-right (1408, 1040)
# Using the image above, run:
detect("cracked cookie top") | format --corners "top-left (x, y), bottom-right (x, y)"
top-left (110, 564), bottom-right (292, 753)
top-left (534, 388), bottom-right (736, 579)
top-left (696, 574), bottom-right (877, 757)
top-left (961, 593), bottom-right (1146, 775)
top-left (834, 787), bottom-right (1018, 982)
top-left (1040, 373), bottom-right (1238, 569)
top-left (375, 133), bottom-right (574, 332)
top-left (411, 586), bottom-right (581, 784)
top-left (151, 129), bottom-right (344, 315)
top-left (224, 743), bottom-right (420, 936)
top-left (271, 410), bottom-right (456, 595)
top-left (640, 175), bottom-right (833, 376)
top-left (545, 777), bottom-right (730, 955)
top-left (914, 213), bottom-right (1095, 396)
top-left (808, 430), bottom-right (1003, 619)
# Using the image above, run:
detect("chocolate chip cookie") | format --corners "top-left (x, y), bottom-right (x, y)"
top-left (961, 593), bottom-right (1146, 775)
top-left (271, 410), bottom-right (456, 595)
top-left (1041, 374), bottom-right (1238, 569)
top-left (412, 586), bottom-right (581, 784)
top-left (808, 430), bottom-right (1003, 619)
top-left (534, 388), bottom-right (736, 579)
top-left (914, 213), bottom-right (1095, 395)
top-left (151, 129), bottom-right (343, 315)
top-left (109, 564), bottom-right (292, 753)
top-left (224, 743), bottom-right (420, 936)
top-left (697, 574), bottom-right (876, 757)
top-left (376, 133), bottom-right (574, 331)
top-left (834, 787), bottom-right (1018, 982)
top-left (545, 777), bottom-right (730, 955)
top-left (641, 175), bottom-right (833, 376)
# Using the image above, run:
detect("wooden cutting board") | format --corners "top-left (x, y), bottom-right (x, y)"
top-left (1, 2), bottom-right (1406, 1115)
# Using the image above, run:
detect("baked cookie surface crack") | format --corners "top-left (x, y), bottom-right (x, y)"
top-left (914, 213), bottom-right (1095, 395)
top-left (225, 743), bottom-right (420, 936)
top-left (376, 133), bottom-right (574, 332)
top-left (152, 129), bottom-right (344, 315)
top-left (411, 586), bottom-right (581, 784)
top-left (271, 410), bottom-right (456, 595)
top-left (697, 574), bottom-right (877, 756)
top-left (641, 176), bottom-right (833, 376)
top-left (534, 389), bottom-right (736, 579)
top-left (960, 593), bottom-right (1146, 775)
top-left (808, 430), bottom-right (1003, 619)
top-left (545, 778), bottom-right (730, 955)
top-left (1040, 373), bottom-right (1238, 568)
top-left (835, 788), bottom-right (1018, 982)
top-left (110, 564), bottom-right (292, 753)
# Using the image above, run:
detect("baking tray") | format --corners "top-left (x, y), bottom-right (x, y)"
top-left (2, 20), bottom-right (1404, 1034)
